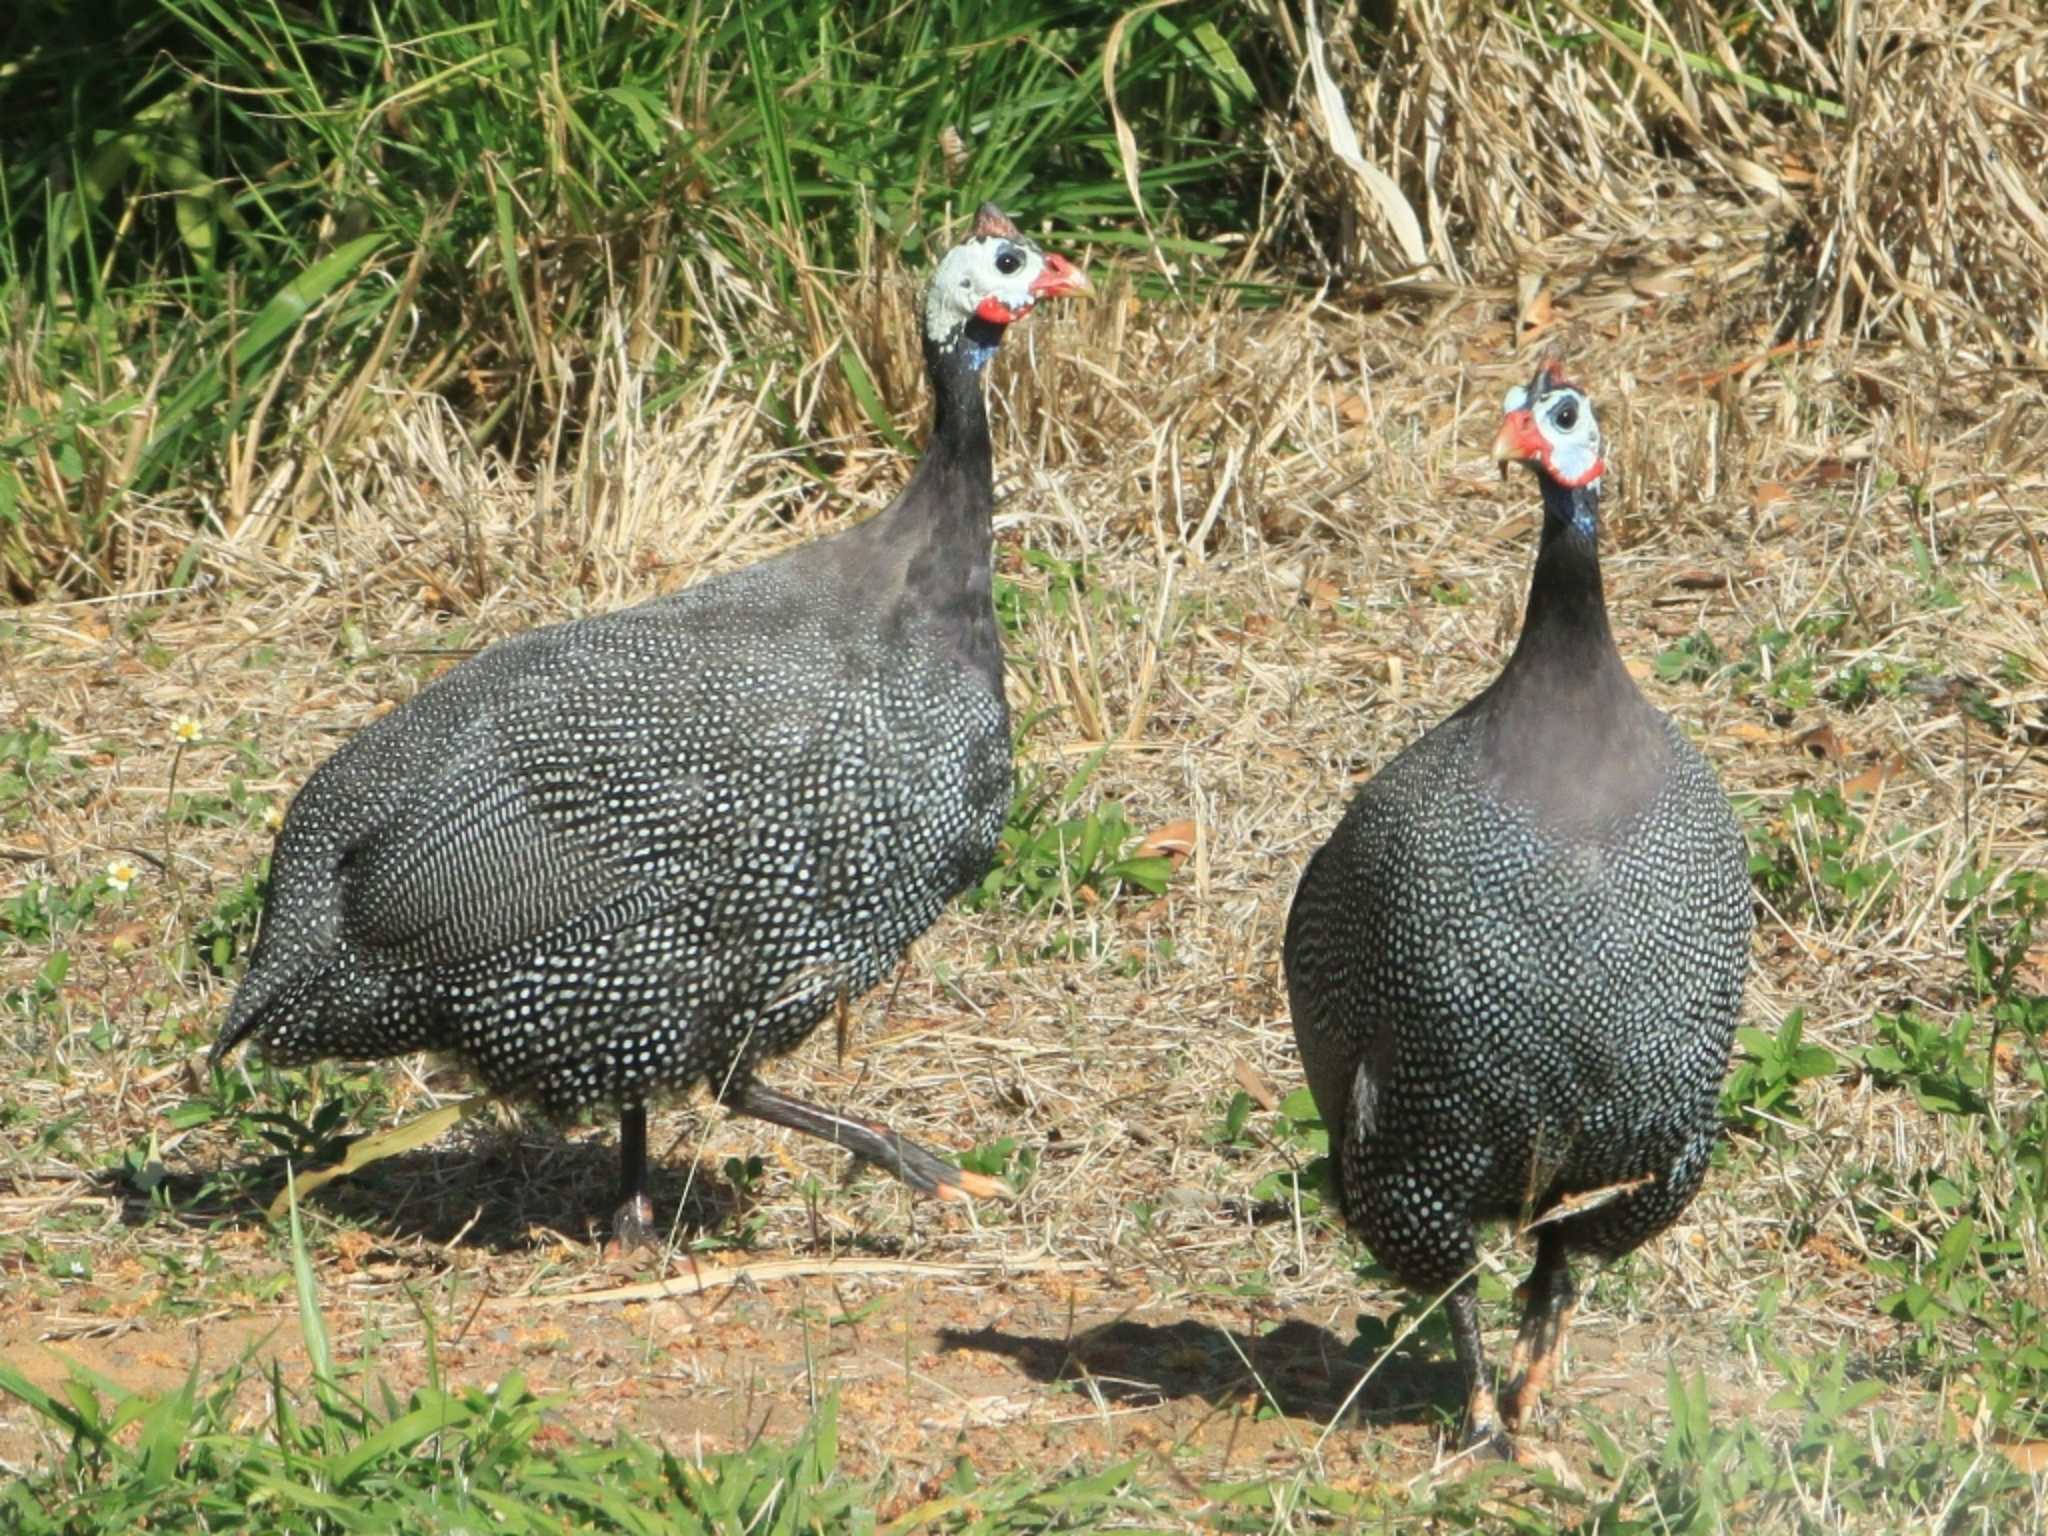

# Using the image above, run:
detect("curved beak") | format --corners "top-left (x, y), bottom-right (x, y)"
top-left (1030, 252), bottom-right (1093, 300)
top-left (1492, 409), bottom-right (1546, 479)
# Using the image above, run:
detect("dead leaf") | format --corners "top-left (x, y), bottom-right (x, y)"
top-left (1133, 818), bottom-right (1198, 867)
top-left (1725, 721), bottom-right (1774, 744)
top-left (1797, 723), bottom-right (1847, 761)
top-left (1996, 1441), bottom-right (2048, 1474)
top-left (1519, 286), bottom-right (1555, 335)
top-left (1799, 458), bottom-right (1860, 487)
top-left (1843, 754), bottom-right (1905, 798)
top-left (102, 922), bottom-right (152, 956)
top-left (1259, 506), bottom-right (1306, 542)
top-left (1302, 577), bottom-right (1339, 611)
top-left (1121, 898), bottom-right (1171, 934)
top-left (1231, 1057), bottom-right (1282, 1112)
top-left (1670, 568), bottom-right (1728, 590)
top-left (1800, 1233), bottom-right (1862, 1271)
top-left (1754, 481), bottom-right (1790, 511)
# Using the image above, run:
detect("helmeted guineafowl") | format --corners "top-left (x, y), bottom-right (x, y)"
top-left (212, 204), bottom-right (1092, 1247)
top-left (1282, 363), bottom-right (1751, 1452)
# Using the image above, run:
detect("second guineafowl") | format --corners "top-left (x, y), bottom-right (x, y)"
top-left (1283, 363), bottom-right (1751, 1452)
top-left (212, 205), bottom-right (1091, 1247)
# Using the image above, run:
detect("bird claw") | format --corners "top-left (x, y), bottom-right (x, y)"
top-left (1457, 1418), bottom-right (1517, 1463)
top-left (1500, 1363), bottom-right (1557, 1435)
top-left (1456, 1382), bottom-right (1514, 1461)
top-left (604, 1192), bottom-right (657, 1259)
top-left (870, 1130), bottom-right (1011, 1203)
top-left (935, 1168), bottom-right (1012, 1202)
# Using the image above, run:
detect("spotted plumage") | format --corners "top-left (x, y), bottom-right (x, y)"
top-left (213, 205), bottom-right (1091, 1245)
top-left (1282, 364), bottom-right (1752, 1451)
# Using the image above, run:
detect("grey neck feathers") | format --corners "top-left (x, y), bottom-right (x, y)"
top-left (1470, 475), bottom-right (1667, 823)
top-left (855, 313), bottom-right (1006, 684)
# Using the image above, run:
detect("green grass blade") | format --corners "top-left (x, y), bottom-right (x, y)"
top-left (737, 3), bottom-right (806, 284)
top-left (0, 1361), bottom-right (104, 1447)
top-left (136, 232), bottom-right (387, 486)
top-left (324, 1395), bottom-right (478, 1488)
top-left (835, 343), bottom-right (910, 452)
top-left (241, 1468), bottom-right (373, 1523)
top-left (132, 1366), bottom-right (200, 1492)
top-left (488, 160), bottom-right (540, 371)
top-left (284, 1164), bottom-right (334, 1388)
top-left (228, 232), bottom-right (389, 372)
top-left (267, 1095), bottom-right (488, 1220)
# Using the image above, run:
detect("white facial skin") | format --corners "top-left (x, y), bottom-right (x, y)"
top-left (922, 234), bottom-right (1053, 346)
top-left (1505, 377), bottom-right (1603, 488)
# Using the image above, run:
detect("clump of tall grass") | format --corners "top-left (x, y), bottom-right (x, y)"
top-left (0, 0), bottom-right (1277, 598)
top-left (4, 1), bottom-right (2041, 601)
top-left (1282, 0), bottom-right (2048, 361)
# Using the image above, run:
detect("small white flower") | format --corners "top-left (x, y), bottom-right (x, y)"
top-left (106, 858), bottom-right (139, 893)
top-left (170, 716), bottom-right (202, 744)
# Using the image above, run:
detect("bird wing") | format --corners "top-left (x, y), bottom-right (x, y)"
top-left (331, 609), bottom-right (832, 971)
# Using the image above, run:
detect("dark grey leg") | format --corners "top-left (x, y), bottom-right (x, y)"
top-left (1449, 1281), bottom-right (1511, 1457)
top-left (730, 1081), bottom-right (1005, 1202)
top-left (610, 1103), bottom-right (656, 1250)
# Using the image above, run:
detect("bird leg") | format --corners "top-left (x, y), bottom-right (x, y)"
top-left (607, 1103), bottom-right (657, 1253)
top-left (1502, 1232), bottom-right (1578, 1433)
top-left (1448, 1282), bottom-right (1512, 1458)
top-left (730, 1081), bottom-right (1007, 1202)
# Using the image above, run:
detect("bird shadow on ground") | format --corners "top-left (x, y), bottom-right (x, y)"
top-left (936, 1315), bottom-right (1463, 1433)
top-left (105, 1121), bottom-right (745, 1254)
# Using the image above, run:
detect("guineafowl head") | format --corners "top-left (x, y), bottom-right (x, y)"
top-left (1494, 363), bottom-right (1605, 492)
top-left (923, 204), bottom-right (1091, 363)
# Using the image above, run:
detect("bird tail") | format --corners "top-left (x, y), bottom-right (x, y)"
top-left (209, 959), bottom-right (300, 1070)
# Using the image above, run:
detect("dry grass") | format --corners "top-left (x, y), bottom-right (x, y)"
top-left (5, 237), bottom-right (2046, 1526)
top-left (1274, 0), bottom-right (2048, 365)
top-left (16, 2), bottom-right (2048, 616)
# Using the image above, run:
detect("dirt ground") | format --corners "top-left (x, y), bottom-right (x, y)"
top-left (3, 278), bottom-right (2043, 1511)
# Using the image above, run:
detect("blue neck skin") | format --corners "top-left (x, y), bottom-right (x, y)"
top-left (1508, 472), bottom-right (1615, 671)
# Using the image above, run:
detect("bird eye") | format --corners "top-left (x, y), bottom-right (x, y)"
top-left (1553, 398), bottom-right (1579, 431)
top-left (994, 246), bottom-right (1023, 276)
